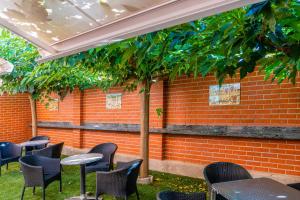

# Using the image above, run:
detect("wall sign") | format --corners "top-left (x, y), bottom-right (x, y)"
top-left (47, 98), bottom-right (59, 111)
top-left (106, 93), bottom-right (122, 109)
top-left (209, 83), bottom-right (240, 105)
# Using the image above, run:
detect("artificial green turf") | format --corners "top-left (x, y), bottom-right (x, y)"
top-left (0, 162), bottom-right (207, 200)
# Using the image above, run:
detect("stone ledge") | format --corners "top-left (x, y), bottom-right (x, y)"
top-left (37, 122), bottom-right (300, 140)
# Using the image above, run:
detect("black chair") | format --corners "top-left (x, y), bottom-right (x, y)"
top-left (95, 159), bottom-right (143, 200)
top-left (85, 143), bottom-right (118, 174)
top-left (25, 136), bottom-right (50, 155)
top-left (32, 142), bottom-right (64, 159)
top-left (204, 162), bottom-right (252, 200)
top-left (0, 142), bottom-right (22, 176)
top-left (19, 155), bottom-right (62, 200)
top-left (157, 191), bottom-right (206, 200)
top-left (288, 183), bottom-right (300, 191)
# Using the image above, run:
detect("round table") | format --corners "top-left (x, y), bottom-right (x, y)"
top-left (61, 153), bottom-right (103, 200)
top-left (19, 140), bottom-right (49, 147)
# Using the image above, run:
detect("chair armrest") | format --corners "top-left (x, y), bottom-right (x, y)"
top-left (12, 144), bottom-right (22, 157)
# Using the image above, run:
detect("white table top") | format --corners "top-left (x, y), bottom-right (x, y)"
top-left (212, 177), bottom-right (300, 200)
top-left (61, 153), bottom-right (103, 166)
top-left (19, 140), bottom-right (49, 147)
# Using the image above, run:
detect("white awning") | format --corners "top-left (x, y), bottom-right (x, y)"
top-left (0, 0), bottom-right (263, 63)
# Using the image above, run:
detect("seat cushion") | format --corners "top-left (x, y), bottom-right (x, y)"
top-left (85, 161), bottom-right (110, 174)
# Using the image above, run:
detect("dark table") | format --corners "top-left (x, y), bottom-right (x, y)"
top-left (211, 177), bottom-right (300, 200)
top-left (19, 140), bottom-right (49, 147)
top-left (61, 153), bottom-right (103, 200)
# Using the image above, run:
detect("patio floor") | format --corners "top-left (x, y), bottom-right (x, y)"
top-left (0, 159), bottom-right (207, 200)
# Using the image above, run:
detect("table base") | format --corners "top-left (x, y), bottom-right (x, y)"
top-left (65, 196), bottom-right (101, 200)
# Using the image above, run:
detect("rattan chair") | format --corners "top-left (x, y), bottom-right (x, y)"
top-left (157, 191), bottom-right (206, 200)
top-left (19, 155), bottom-right (62, 200)
top-left (288, 183), bottom-right (300, 191)
top-left (0, 142), bottom-right (22, 176)
top-left (85, 143), bottom-right (118, 174)
top-left (204, 162), bottom-right (252, 200)
top-left (95, 159), bottom-right (143, 200)
top-left (32, 142), bottom-right (64, 158)
top-left (25, 136), bottom-right (49, 155)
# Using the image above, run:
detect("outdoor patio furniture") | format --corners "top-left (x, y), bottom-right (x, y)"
top-left (157, 191), bottom-right (206, 200)
top-left (288, 183), bottom-right (300, 191)
top-left (85, 143), bottom-right (118, 174)
top-left (204, 162), bottom-right (252, 200)
top-left (24, 136), bottom-right (50, 155)
top-left (95, 159), bottom-right (143, 200)
top-left (0, 142), bottom-right (22, 176)
top-left (211, 177), bottom-right (300, 200)
top-left (61, 153), bottom-right (103, 200)
top-left (32, 142), bottom-right (64, 158)
top-left (19, 155), bottom-right (62, 200)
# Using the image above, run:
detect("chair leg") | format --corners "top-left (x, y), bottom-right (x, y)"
top-left (43, 187), bottom-right (46, 200)
top-left (33, 187), bottom-right (35, 194)
top-left (136, 190), bottom-right (140, 200)
top-left (21, 187), bottom-right (26, 200)
top-left (6, 163), bottom-right (8, 170)
top-left (0, 166), bottom-right (1, 176)
top-left (59, 177), bottom-right (62, 192)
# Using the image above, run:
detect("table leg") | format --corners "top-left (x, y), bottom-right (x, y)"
top-left (210, 188), bottom-right (216, 200)
top-left (80, 164), bottom-right (87, 200)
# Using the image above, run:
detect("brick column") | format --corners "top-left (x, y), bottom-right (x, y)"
top-left (72, 88), bottom-right (83, 148)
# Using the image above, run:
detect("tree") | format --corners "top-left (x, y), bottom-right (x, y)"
top-left (0, 29), bottom-right (101, 136)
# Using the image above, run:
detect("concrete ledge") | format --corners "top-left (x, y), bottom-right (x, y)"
top-left (62, 145), bottom-right (300, 185)
top-left (38, 122), bottom-right (300, 140)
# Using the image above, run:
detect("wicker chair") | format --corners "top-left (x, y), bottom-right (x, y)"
top-left (157, 191), bottom-right (206, 200)
top-left (19, 155), bottom-right (62, 200)
top-left (25, 136), bottom-right (50, 155)
top-left (85, 143), bottom-right (118, 174)
top-left (287, 183), bottom-right (300, 191)
top-left (204, 162), bottom-right (252, 200)
top-left (95, 159), bottom-right (143, 200)
top-left (0, 142), bottom-right (22, 176)
top-left (32, 142), bottom-right (64, 159)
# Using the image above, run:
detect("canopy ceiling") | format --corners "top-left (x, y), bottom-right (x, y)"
top-left (0, 0), bottom-right (263, 63)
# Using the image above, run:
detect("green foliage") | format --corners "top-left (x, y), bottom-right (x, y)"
top-left (58, 0), bottom-right (299, 90)
top-left (0, 29), bottom-right (100, 100)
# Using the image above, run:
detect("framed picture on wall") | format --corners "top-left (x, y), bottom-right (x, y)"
top-left (209, 83), bottom-right (240, 106)
top-left (106, 93), bottom-right (122, 109)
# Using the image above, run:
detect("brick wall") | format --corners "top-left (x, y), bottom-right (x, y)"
top-left (0, 94), bottom-right (31, 143)
top-left (36, 70), bottom-right (300, 176)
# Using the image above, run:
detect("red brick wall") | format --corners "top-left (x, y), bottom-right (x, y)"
top-left (0, 94), bottom-right (31, 143)
top-left (165, 71), bottom-right (300, 126)
top-left (36, 70), bottom-right (300, 176)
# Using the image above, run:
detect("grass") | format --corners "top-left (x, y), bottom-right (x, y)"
top-left (0, 161), bottom-right (207, 200)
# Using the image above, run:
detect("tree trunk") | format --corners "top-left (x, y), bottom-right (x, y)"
top-left (29, 94), bottom-right (37, 137)
top-left (140, 81), bottom-right (151, 178)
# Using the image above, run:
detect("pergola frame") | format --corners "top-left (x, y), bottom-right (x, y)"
top-left (0, 0), bottom-right (263, 63)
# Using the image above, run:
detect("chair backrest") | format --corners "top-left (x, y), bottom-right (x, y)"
top-left (125, 159), bottom-right (143, 193)
top-left (0, 142), bottom-right (21, 158)
top-left (32, 142), bottom-right (64, 158)
top-left (89, 143), bottom-right (118, 170)
top-left (30, 136), bottom-right (49, 141)
top-left (204, 162), bottom-right (252, 186)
